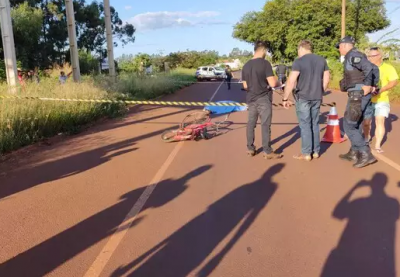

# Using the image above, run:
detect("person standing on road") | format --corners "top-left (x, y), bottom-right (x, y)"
top-left (276, 61), bottom-right (288, 85)
top-left (363, 47), bottom-right (399, 153)
top-left (225, 65), bottom-right (233, 90)
top-left (241, 41), bottom-right (283, 159)
top-left (336, 36), bottom-right (379, 168)
top-left (282, 40), bottom-right (330, 161)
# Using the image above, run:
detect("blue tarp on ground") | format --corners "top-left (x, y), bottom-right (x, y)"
top-left (204, 101), bottom-right (247, 115)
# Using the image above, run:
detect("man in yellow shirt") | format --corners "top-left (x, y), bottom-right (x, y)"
top-left (363, 47), bottom-right (399, 153)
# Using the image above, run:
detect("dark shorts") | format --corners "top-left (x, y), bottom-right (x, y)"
top-left (364, 101), bottom-right (375, 120)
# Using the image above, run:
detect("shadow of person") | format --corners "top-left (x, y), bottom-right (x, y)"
top-left (381, 114), bottom-right (398, 146)
top-left (111, 163), bottom-right (285, 277)
top-left (321, 173), bottom-right (399, 277)
top-left (267, 126), bottom-right (301, 155)
top-left (0, 165), bottom-right (212, 277)
top-left (319, 111), bottom-right (329, 125)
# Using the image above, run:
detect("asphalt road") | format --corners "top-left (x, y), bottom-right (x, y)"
top-left (1, 72), bottom-right (400, 277)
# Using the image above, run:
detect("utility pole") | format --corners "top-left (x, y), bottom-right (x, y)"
top-left (104, 0), bottom-right (116, 81)
top-left (0, 0), bottom-right (18, 92)
top-left (341, 0), bottom-right (346, 38)
top-left (65, 0), bottom-right (81, 82)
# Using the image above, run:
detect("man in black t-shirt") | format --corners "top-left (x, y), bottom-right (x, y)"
top-left (282, 40), bottom-right (330, 161)
top-left (276, 62), bottom-right (288, 84)
top-left (242, 41), bottom-right (283, 159)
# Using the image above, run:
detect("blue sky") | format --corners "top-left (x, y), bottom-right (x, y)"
top-left (112, 0), bottom-right (400, 58)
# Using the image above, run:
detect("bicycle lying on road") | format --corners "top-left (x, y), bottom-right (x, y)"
top-left (161, 100), bottom-right (248, 143)
top-left (161, 110), bottom-right (232, 142)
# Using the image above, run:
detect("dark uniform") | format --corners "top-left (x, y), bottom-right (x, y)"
top-left (276, 64), bottom-right (287, 84)
top-left (225, 67), bottom-right (233, 90)
top-left (337, 36), bottom-right (379, 168)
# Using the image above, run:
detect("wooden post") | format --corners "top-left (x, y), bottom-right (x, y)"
top-left (341, 0), bottom-right (346, 38)
top-left (65, 0), bottom-right (81, 82)
top-left (0, 0), bottom-right (18, 92)
top-left (104, 0), bottom-right (116, 81)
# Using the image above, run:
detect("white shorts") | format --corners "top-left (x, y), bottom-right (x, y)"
top-left (373, 102), bottom-right (390, 118)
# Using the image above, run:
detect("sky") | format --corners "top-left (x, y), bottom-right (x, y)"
top-left (112, 0), bottom-right (400, 58)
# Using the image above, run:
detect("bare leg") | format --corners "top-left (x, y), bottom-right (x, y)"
top-left (363, 118), bottom-right (372, 142)
top-left (374, 116), bottom-right (386, 150)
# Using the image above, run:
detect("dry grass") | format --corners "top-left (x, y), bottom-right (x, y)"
top-left (0, 67), bottom-right (196, 155)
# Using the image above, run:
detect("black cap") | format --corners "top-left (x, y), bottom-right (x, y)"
top-left (335, 36), bottom-right (355, 48)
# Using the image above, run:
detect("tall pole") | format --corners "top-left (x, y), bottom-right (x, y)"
top-left (0, 0), bottom-right (18, 92)
top-left (341, 0), bottom-right (346, 38)
top-left (65, 0), bottom-right (81, 82)
top-left (104, 0), bottom-right (115, 81)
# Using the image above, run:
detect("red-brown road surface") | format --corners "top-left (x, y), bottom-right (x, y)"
top-left (1, 72), bottom-right (400, 277)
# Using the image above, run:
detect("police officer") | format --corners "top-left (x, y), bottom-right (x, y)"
top-left (336, 36), bottom-right (379, 168)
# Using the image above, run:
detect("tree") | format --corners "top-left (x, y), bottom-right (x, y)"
top-left (229, 48), bottom-right (253, 58)
top-left (0, 0), bottom-right (136, 71)
top-left (10, 2), bottom-right (43, 69)
top-left (78, 50), bottom-right (99, 74)
top-left (75, 1), bottom-right (136, 56)
top-left (233, 0), bottom-right (390, 61)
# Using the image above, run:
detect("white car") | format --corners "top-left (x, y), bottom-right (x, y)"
top-left (195, 66), bottom-right (226, 81)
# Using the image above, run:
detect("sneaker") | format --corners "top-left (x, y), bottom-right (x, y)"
top-left (313, 153), bottom-right (320, 159)
top-left (263, 152), bottom-right (283, 159)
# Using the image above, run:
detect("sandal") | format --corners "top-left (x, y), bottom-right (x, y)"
top-left (375, 148), bottom-right (384, 154)
top-left (293, 154), bottom-right (312, 161)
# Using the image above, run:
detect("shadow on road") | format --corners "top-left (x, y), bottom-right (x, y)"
top-left (0, 125), bottom-right (181, 200)
top-left (321, 173), bottom-right (399, 277)
top-left (269, 126), bottom-right (300, 154)
top-left (111, 163), bottom-right (284, 277)
top-left (0, 165), bottom-right (212, 277)
top-left (88, 106), bottom-right (192, 135)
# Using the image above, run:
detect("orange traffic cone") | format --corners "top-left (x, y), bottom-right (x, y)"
top-left (321, 106), bottom-right (346, 143)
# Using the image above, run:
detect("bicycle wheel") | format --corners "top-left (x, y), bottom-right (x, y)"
top-left (204, 124), bottom-right (219, 138)
top-left (181, 111), bottom-right (210, 128)
top-left (161, 129), bottom-right (192, 142)
top-left (214, 121), bottom-right (233, 129)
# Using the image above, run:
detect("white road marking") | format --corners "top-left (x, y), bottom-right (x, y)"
top-left (372, 150), bottom-right (400, 172)
top-left (209, 81), bottom-right (224, 102)
top-left (340, 131), bottom-right (400, 172)
top-left (84, 78), bottom-right (224, 277)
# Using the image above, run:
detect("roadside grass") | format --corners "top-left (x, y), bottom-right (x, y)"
top-left (0, 68), bottom-right (195, 155)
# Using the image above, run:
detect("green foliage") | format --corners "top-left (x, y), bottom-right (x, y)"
top-left (0, 0), bottom-right (136, 73)
top-left (78, 51), bottom-right (99, 75)
top-left (233, 0), bottom-right (390, 61)
top-left (111, 68), bottom-right (196, 100)
top-left (389, 62), bottom-right (400, 101)
top-left (11, 2), bottom-right (43, 69)
top-left (132, 53), bottom-right (152, 72)
top-left (229, 47), bottom-right (253, 58)
top-left (117, 50), bottom-right (223, 73)
top-left (326, 58), bottom-right (344, 90)
top-left (166, 50), bottom-right (219, 69)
